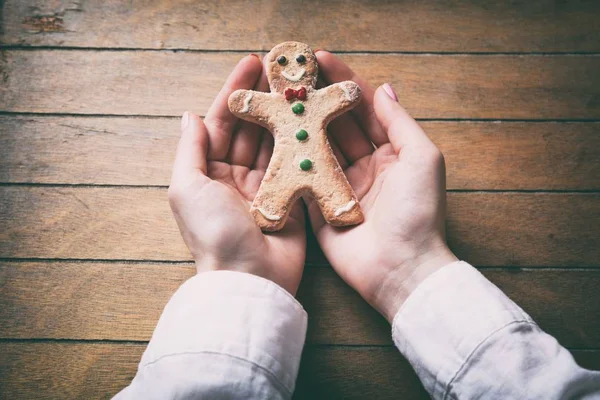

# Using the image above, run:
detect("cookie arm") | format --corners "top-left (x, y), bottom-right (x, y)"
top-left (317, 81), bottom-right (362, 121)
top-left (228, 89), bottom-right (274, 128)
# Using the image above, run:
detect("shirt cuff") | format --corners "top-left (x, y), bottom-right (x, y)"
top-left (391, 261), bottom-right (534, 399)
top-left (139, 270), bottom-right (308, 395)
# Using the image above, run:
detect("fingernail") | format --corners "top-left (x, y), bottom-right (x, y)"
top-left (181, 111), bottom-right (189, 131)
top-left (313, 48), bottom-right (324, 53)
top-left (249, 53), bottom-right (260, 59)
top-left (382, 83), bottom-right (398, 102)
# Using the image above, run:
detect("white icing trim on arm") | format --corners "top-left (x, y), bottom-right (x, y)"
top-left (241, 93), bottom-right (253, 113)
top-left (334, 200), bottom-right (356, 216)
top-left (340, 83), bottom-right (352, 100)
top-left (282, 69), bottom-right (306, 82)
top-left (255, 207), bottom-right (281, 221)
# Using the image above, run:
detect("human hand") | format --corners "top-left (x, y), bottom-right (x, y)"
top-left (307, 52), bottom-right (457, 321)
top-left (168, 55), bottom-right (306, 295)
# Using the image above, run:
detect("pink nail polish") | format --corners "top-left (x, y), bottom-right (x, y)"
top-left (181, 111), bottom-right (189, 131)
top-left (383, 83), bottom-right (398, 102)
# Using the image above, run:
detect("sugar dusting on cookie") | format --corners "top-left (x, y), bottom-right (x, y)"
top-left (228, 42), bottom-right (365, 231)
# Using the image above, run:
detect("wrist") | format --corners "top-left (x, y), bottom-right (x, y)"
top-left (372, 244), bottom-right (458, 322)
top-left (194, 256), bottom-right (302, 297)
top-left (195, 256), bottom-right (264, 279)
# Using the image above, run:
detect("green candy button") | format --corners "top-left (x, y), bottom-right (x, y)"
top-left (296, 129), bottom-right (308, 141)
top-left (292, 103), bottom-right (305, 114)
top-left (299, 159), bottom-right (313, 171)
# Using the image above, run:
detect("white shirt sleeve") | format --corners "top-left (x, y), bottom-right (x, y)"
top-left (393, 261), bottom-right (600, 399)
top-left (113, 270), bottom-right (307, 400)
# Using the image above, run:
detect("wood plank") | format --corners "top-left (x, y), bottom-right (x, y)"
top-left (2, 116), bottom-right (599, 190)
top-left (571, 350), bottom-right (600, 372)
top-left (1, 51), bottom-right (599, 119)
top-left (0, 116), bottom-right (179, 186)
top-left (2, 0), bottom-right (599, 52)
top-left (0, 342), bottom-right (597, 400)
top-left (432, 122), bottom-right (600, 191)
top-left (0, 187), bottom-right (190, 260)
top-left (1, 187), bottom-right (598, 266)
top-left (446, 193), bottom-right (600, 267)
top-left (0, 342), bottom-right (141, 400)
top-left (296, 347), bottom-right (429, 400)
top-left (1, 262), bottom-right (600, 347)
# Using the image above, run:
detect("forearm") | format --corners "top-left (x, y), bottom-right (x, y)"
top-left (114, 271), bottom-right (307, 399)
top-left (391, 261), bottom-right (600, 399)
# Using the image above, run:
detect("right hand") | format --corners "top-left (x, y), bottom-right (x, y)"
top-left (168, 55), bottom-right (306, 296)
top-left (307, 51), bottom-right (457, 322)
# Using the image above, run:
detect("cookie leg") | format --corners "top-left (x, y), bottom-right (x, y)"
top-left (312, 170), bottom-right (364, 227)
top-left (250, 183), bottom-right (298, 232)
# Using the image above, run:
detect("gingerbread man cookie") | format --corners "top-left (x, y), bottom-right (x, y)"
top-left (228, 41), bottom-right (364, 231)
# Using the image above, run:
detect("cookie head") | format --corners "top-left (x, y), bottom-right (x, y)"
top-left (266, 42), bottom-right (318, 93)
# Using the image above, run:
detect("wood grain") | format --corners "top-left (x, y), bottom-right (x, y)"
top-left (445, 193), bottom-right (600, 267)
top-left (1, 2), bottom-right (598, 398)
top-left (0, 116), bottom-right (180, 186)
top-left (1, 116), bottom-right (599, 190)
top-left (2, 0), bottom-right (599, 52)
top-left (1, 187), bottom-right (598, 266)
top-left (295, 346), bottom-right (428, 399)
top-left (1, 262), bottom-right (600, 347)
top-left (2, 51), bottom-right (599, 119)
top-left (0, 342), bottom-right (142, 400)
top-left (0, 342), bottom-right (597, 400)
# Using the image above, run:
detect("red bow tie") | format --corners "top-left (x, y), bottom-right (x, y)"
top-left (285, 87), bottom-right (307, 101)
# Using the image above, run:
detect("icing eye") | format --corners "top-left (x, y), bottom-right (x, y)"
top-left (277, 56), bottom-right (287, 65)
top-left (296, 54), bottom-right (306, 63)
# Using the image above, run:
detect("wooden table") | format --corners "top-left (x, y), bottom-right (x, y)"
top-left (1, 1), bottom-right (599, 398)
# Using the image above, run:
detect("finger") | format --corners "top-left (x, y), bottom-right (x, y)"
top-left (305, 195), bottom-right (327, 234)
top-left (316, 50), bottom-right (387, 146)
top-left (226, 121), bottom-right (263, 167)
top-left (328, 112), bottom-right (374, 164)
top-left (204, 54), bottom-right (263, 161)
top-left (171, 112), bottom-right (210, 184)
top-left (316, 76), bottom-right (327, 89)
top-left (228, 57), bottom-right (270, 167)
top-left (328, 134), bottom-right (349, 170)
top-left (253, 131), bottom-right (274, 171)
top-left (373, 84), bottom-right (434, 153)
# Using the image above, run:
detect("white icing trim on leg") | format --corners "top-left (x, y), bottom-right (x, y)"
top-left (255, 207), bottom-right (281, 221)
top-left (241, 93), bottom-right (253, 113)
top-left (334, 200), bottom-right (356, 217)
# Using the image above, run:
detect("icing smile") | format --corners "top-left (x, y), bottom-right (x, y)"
top-left (282, 69), bottom-right (306, 82)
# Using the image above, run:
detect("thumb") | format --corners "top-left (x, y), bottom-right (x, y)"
top-left (171, 111), bottom-right (210, 184)
top-left (373, 84), bottom-right (434, 154)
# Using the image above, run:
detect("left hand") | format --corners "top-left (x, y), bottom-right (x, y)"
top-left (168, 55), bottom-right (306, 295)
